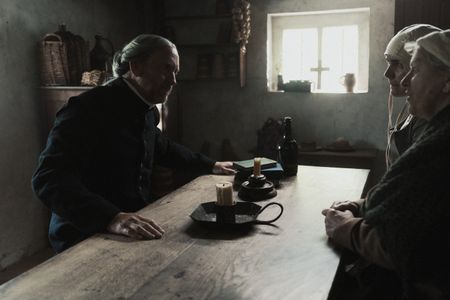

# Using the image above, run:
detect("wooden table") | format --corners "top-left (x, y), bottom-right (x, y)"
top-left (0, 166), bottom-right (369, 300)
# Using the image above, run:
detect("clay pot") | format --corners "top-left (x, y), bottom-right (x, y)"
top-left (341, 73), bottom-right (356, 93)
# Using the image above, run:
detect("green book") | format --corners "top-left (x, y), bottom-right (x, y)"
top-left (233, 157), bottom-right (278, 171)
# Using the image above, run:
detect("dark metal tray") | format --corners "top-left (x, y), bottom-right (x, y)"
top-left (190, 201), bottom-right (283, 226)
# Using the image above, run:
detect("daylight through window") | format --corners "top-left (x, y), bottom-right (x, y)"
top-left (268, 8), bottom-right (370, 93)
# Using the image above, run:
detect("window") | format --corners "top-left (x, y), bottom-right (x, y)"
top-left (268, 8), bottom-right (370, 93)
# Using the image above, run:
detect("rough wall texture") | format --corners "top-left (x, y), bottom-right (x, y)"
top-left (0, 0), bottom-right (397, 270)
top-left (0, 0), bottom-right (145, 269)
top-left (166, 0), bottom-right (396, 172)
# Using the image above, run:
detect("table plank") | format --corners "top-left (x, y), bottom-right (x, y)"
top-left (0, 166), bottom-right (369, 300)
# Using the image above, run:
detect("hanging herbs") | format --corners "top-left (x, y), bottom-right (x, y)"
top-left (232, 0), bottom-right (251, 87)
top-left (232, 0), bottom-right (251, 47)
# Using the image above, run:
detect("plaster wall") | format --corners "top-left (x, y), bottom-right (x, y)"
top-left (166, 0), bottom-right (397, 169)
top-left (0, 0), bottom-right (144, 269)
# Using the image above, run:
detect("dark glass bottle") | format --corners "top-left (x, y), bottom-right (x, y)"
top-left (279, 117), bottom-right (298, 176)
top-left (90, 35), bottom-right (114, 71)
top-left (277, 73), bottom-right (284, 91)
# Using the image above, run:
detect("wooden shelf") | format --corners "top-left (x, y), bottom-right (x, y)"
top-left (178, 77), bottom-right (237, 82)
top-left (39, 86), bottom-right (92, 90)
top-left (177, 43), bottom-right (237, 49)
top-left (165, 14), bottom-right (232, 21)
top-left (39, 87), bottom-right (92, 132)
top-left (162, 11), bottom-right (246, 88)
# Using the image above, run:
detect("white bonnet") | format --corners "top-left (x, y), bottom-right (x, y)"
top-left (384, 24), bottom-right (441, 61)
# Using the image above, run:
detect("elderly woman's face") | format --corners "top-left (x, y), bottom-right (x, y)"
top-left (401, 48), bottom-right (449, 120)
top-left (384, 57), bottom-right (409, 97)
top-left (134, 46), bottom-right (179, 104)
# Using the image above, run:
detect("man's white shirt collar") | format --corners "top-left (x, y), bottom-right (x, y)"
top-left (122, 77), bottom-right (155, 109)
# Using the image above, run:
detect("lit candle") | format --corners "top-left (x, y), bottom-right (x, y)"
top-left (253, 157), bottom-right (261, 176)
top-left (216, 182), bottom-right (234, 206)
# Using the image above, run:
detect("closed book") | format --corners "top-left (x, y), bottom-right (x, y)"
top-left (233, 157), bottom-right (277, 171)
top-left (235, 163), bottom-right (284, 182)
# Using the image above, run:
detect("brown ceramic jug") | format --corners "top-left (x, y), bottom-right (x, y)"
top-left (340, 73), bottom-right (356, 93)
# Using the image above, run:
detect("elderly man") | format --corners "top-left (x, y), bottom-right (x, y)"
top-left (33, 34), bottom-right (235, 253)
top-left (323, 30), bottom-right (450, 299)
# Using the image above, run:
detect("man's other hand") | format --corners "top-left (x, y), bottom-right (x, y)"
top-left (106, 212), bottom-right (165, 240)
top-left (321, 208), bottom-right (354, 238)
top-left (212, 161), bottom-right (236, 175)
top-left (330, 200), bottom-right (361, 216)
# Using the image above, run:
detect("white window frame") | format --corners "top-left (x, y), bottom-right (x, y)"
top-left (267, 8), bottom-right (370, 93)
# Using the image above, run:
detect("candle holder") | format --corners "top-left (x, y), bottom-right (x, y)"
top-left (215, 203), bottom-right (236, 223)
top-left (238, 174), bottom-right (277, 201)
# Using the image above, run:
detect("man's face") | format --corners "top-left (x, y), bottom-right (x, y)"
top-left (134, 46), bottom-right (180, 104)
top-left (401, 48), bottom-right (448, 120)
top-left (384, 57), bottom-right (409, 97)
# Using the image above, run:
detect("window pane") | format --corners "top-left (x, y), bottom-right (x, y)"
top-left (282, 28), bottom-right (318, 82)
top-left (321, 25), bottom-right (359, 92)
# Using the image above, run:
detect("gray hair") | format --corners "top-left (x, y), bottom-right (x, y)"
top-left (112, 34), bottom-right (176, 77)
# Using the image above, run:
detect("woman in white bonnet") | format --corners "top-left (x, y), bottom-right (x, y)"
top-left (323, 29), bottom-right (450, 299)
top-left (327, 25), bottom-right (442, 248)
top-left (384, 24), bottom-right (441, 167)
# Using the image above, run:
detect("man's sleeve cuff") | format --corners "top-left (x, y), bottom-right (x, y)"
top-left (332, 217), bottom-right (363, 251)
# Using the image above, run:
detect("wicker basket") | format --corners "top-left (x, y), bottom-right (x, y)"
top-left (39, 33), bottom-right (70, 86)
top-left (81, 70), bottom-right (105, 86)
top-left (55, 25), bottom-right (89, 85)
top-left (39, 25), bottom-right (89, 86)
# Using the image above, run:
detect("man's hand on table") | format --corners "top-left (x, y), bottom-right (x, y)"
top-left (329, 199), bottom-right (362, 216)
top-left (321, 208), bottom-right (354, 238)
top-left (212, 161), bottom-right (236, 175)
top-left (106, 212), bottom-right (165, 240)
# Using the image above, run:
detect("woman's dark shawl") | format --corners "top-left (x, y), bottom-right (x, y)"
top-left (363, 105), bottom-right (450, 294)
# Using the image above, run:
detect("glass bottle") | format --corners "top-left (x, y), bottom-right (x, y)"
top-left (90, 35), bottom-right (114, 71)
top-left (277, 73), bottom-right (284, 91)
top-left (279, 116), bottom-right (298, 176)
